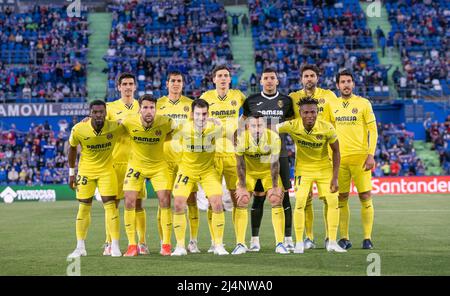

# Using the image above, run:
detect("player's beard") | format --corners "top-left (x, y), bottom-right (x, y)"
top-left (93, 119), bottom-right (104, 130)
top-left (305, 82), bottom-right (316, 91)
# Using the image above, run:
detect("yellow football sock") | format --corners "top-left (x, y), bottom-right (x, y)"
top-left (156, 206), bottom-right (162, 242)
top-left (293, 202), bottom-right (306, 243)
top-left (339, 199), bottom-right (350, 239)
top-left (136, 208), bottom-right (146, 244)
top-left (212, 211), bottom-right (225, 245)
top-left (272, 206), bottom-right (285, 244)
top-left (232, 206), bottom-right (237, 238)
top-left (124, 208), bottom-right (136, 245)
top-left (160, 207), bottom-right (172, 245)
top-left (173, 212), bottom-right (186, 248)
top-left (323, 199), bottom-right (329, 238)
top-left (104, 201), bottom-right (119, 241)
top-left (325, 196), bottom-right (339, 241)
top-left (360, 198), bottom-right (374, 239)
top-left (304, 197), bottom-right (314, 240)
top-left (188, 203), bottom-right (199, 241)
top-left (234, 207), bottom-right (248, 244)
top-left (207, 207), bottom-right (215, 243)
top-left (104, 209), bottom-right (111, 243)
top-left (76, 202), bottom-right (91, 240)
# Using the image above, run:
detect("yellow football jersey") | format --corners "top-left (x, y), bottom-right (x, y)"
top-left (200, 89), bottom-right (246, 155)
top-left (329, 94), bottom-right (377, 157)
top-left (69, 119), bottom-right (124, 175)
top-left (278, 118), bottom-right (337, 174)
top-left (121, 114), bottom-right (174, 169)
top-left (157, 95), bottom-right (193, 162)
top-left (236, 128), bottom-right (281, 175)
top-left (176, 120), bottom-right (222, 173)
top-left (289, 87), bottom-right (338, 122)
top-left (106, 99), bottom-right (140, 163)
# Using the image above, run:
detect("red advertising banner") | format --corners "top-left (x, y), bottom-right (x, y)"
top-left (289, 176), bottom-right (450, 196)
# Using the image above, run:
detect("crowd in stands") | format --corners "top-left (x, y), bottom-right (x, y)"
top-left (105, 0), bottom-right (236, 100)
top-left (1, 115), bottom-right (449, 185)
top-left (424, 115), bottom-right (450, 175)
top-left (0, 118), bottom-right (79, 186)
top-left (248, 0), bottom-right (391, 100)
top-left (385, 0), bottom-right (449, 98)
top-left (372, 122), bottom-right (425, 177)
top-left (0, 4), bottom-right (89, 102)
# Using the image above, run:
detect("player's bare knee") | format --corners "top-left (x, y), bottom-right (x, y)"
top-left (359, 191), bottom-right (371, 201)
top-left (209, 196), bottom-right (224, 212)
top-left (187, 193), bottom-right (196, 205)
top-left (101, 196), bottom-right (116, 204)
top-left (338, 193), bottom-right (349, 201)
top-left (135, 199), bottom-right (143, 210)
top-left (79, 198), bottom-right (93, 205)
top-left (173, 197), bottom-right (186, 213)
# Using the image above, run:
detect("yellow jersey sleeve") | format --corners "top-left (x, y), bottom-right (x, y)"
top-left (69, 127), bottom-right (80, 147)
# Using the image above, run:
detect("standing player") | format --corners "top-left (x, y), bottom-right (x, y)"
top-left (200, 65), bottom-right (246, 252)
top-left (289, 64), bottom-right (339, 249)
top-left (121, 95), bottom-right (174, 256)
top-left (157, 71), bottom-right (200, 253)
top-left (103, 73), bottom-right (148, 255)
top-left (234, 113), bottom-right (289, 255)
top-left (330, 70), bottom-right (378, 250)
top-left (242, 68), bottom-right (294, 252)
top-left (67, 100), bottom-right (124, 258)
top-left (171, 99), bottom-right (229, 256)
top-left (278, 97), bottom-right (345, 253)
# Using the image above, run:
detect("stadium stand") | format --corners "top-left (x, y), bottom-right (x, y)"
top-left (0, 4), bottom-right (89, 103)
top-left (104, 0), bottom-right (235, 100)
top-left (248, 0), bottom-right (391, 100)
top-left (0, 118), bottom-right (74, 185)
top-left (385, 0), bottom-right (449, 99)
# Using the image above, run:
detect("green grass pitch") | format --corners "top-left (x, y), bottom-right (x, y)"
top-left (1, 195), bottom-right (449, 275)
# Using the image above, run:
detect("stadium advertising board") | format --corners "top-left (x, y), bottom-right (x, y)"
top-left (289, 176), bottom-right (450, 196)
top-left (0, 183), bottom-right (157, 203)
top-left (0, 103), bottom-right (90, 117)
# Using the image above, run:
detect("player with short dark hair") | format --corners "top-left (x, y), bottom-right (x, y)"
top-left (242, 68), bottom-right (295, 252)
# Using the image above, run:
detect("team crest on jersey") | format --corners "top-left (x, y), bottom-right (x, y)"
top-left (316, 135), bottom-right (323, 140)
top-left (277, 100), bottom-right (283, 108)
top-left (231, 100), bottom-right (237, 107)
top-left (155, 130), bottom-right (162, 136)
top-left (184, 106), bottom-right (190, 112)
top-left (106, 133), bottom-right (113, 140)
top-left (319, 98), bottom-right (325, 104)
top-left (352, 108), bottom-right (358, 114)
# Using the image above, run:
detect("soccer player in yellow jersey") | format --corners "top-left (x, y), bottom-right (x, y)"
top-left (157, 71), bottom-right (200, 254)
top-left (277, 97), bottom-right (346, 253)
top-left (234, 113), bottom-right (289, 255)
top-left (330, 70), bottom-right (378, 250)
top-left (171, 99), bottom-right (229, 256)
top-left (121, 95), bottom-right (175, 256)
top-left (200, 65), bottom-right (246, 252)
top-left (289, 64), bottom-right (339, 249)
top-left (103, 73), bottom-right (148, 256)
top-left (67, 100), bottom-right (124, 258)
